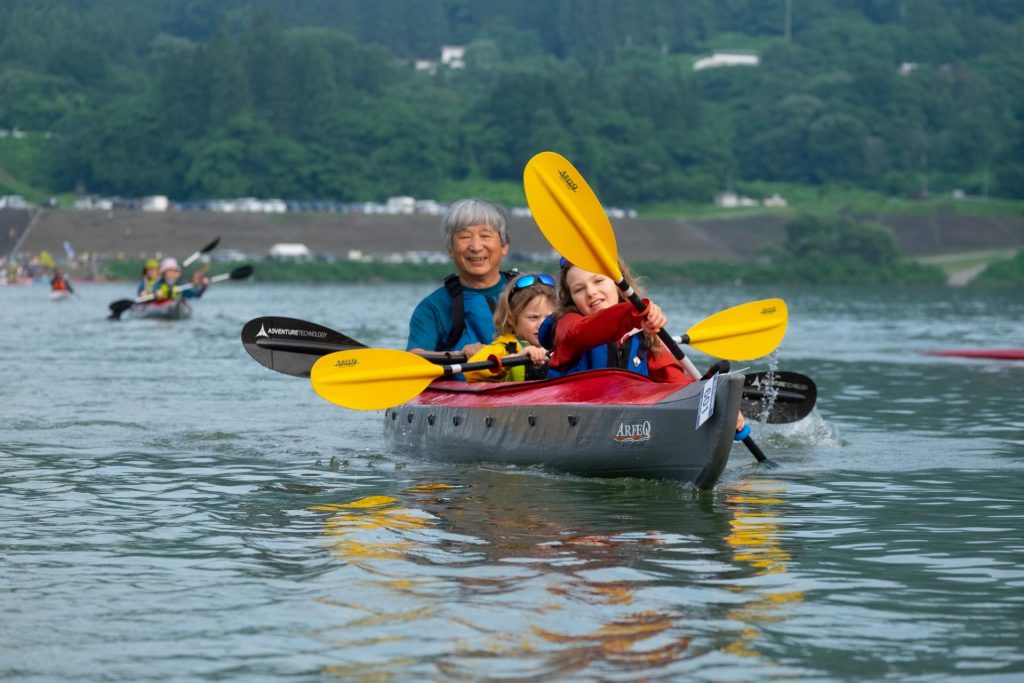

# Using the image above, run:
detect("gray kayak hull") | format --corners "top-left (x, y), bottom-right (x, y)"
top-left (382, 369), bottom-right (743, 489)
top-left (126, 299), bottom-right (192, 320)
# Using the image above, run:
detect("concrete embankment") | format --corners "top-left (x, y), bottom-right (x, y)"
top-left (10, 209), bottom-right (791, 263)
top-left (5, 207), bottom-right (1023, 274)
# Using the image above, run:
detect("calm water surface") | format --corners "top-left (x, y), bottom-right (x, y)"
top-left (2, 281), bottom-right (1022, 681)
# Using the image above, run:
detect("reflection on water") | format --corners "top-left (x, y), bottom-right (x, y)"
top-left (3, 283), bottom-right (1023, 681)
top-left (721, 481), bottom-right (803, 661)
top-left (309, 475), bottom-right (815, 678)
top-left (310, 481), bottom-right (705, 677)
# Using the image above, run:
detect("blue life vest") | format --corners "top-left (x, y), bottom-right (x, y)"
top-left (547, 332), bottom-right (649, 379)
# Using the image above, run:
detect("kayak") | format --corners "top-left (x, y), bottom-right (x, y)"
top-left (124, 299), bottom-right (192, 320)
top-left (923, 349), bottom-right (1024, 361)
top-left (50, 291), bottom-right (72, 301)
top-left (382, 368), bottom-right (744, 489)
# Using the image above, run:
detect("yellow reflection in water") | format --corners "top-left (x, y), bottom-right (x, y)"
top-left (722, 480), bottom-right (804, 658)
top-left (313, 494), bottom-right (432, 564)
top-left (312, 483), bottom-right (700, 675)
top-left (533, 610), bottom-right (693, 665)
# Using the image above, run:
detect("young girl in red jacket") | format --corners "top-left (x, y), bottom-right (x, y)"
top-left (547, 257), bottom-right (691, 384)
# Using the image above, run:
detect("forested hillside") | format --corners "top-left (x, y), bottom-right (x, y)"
top-left (0, 0), bottom-right (1021, 204)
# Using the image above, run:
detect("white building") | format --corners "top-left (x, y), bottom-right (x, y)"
top-left (141, 195), bottom-right (169, 212)
top-left (441, 45), bottom-right (466, 69)
top-left (693, 51), bottom-right (760, 71)
top-left (386, 196), bottom-right (415, 215)
top-left (269, 243), bottom-right (311, 259)
top-left (713, 191), bottom-right (758, 208)
top-left (414, 59), bottom-right (437, 75)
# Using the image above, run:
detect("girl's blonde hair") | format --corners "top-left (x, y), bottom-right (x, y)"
top-left (493, 274), bottom-right (556, 337)
top-left (554, 259), bottom-right (662, 354)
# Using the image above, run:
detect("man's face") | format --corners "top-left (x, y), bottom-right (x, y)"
top-left (449, 223), bottom-right (508, 281)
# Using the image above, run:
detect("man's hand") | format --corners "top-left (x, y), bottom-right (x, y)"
top-left (461, 342), bottom-right (485, 357)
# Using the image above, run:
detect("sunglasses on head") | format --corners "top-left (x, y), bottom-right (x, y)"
top-left (508, 273), bottom-right (555, 304)
top-left (559, 256), bottom-right (570, 270)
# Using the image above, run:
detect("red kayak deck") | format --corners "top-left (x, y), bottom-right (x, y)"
top-left (414, 369), bottom-right (693, 408)
top-left (922, 349), bottom-right (1024, 361)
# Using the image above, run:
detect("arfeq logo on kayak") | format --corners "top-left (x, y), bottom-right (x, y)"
top-left (761, 305), bottom-right (776, 315)
top-left (334, 358), bottom-right (358, 367)
top-left (612, 419), bottom-right (652, 444)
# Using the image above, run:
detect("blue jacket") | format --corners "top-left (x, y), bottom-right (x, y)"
top-left (406, 275), bottom-right (509, 351)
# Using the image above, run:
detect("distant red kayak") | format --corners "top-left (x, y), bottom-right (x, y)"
top-left (923, 349), bottom-right (1024, 361)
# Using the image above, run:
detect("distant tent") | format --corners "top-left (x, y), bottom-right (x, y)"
top-left (269, 243), bottom-right (311, 259)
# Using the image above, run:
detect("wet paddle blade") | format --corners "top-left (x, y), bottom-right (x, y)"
top-left (740, 371), bottom-right (817, 424)
top-left (182, 237), bottom-right (221, 267)
top-left (683, 299), bottom-right (788, 360)
top-left (241, 316), bottom-right (368, 378)
top-left (107, 298), bottom-right (135, 320)
top-left (523, 151), bottom-right (622, 280)
top-left (310, 349), bottom-right (445, 410)
top-left (221, 264), bottom-right (253, 281)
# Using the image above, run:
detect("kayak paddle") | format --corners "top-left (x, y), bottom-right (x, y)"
top-left (241, 316), bottom-right (473, 377)
top-left (740, 371), bottom-right (817, 424)
top-left (523, 152), bottom-right (787, 365)
top-left (242, 316), bottom-right (369, 377)
top-left (310, 349), bottom-right (537, 410)
top-left (108, 265), bottom-right (253, 320)
top-left (666, 299), bottom-right (788, 361)
top-left (524, 150), bottom-right (783, 465)
top-left (182, 236), bottom-right (221, 268)
top-left (244, 316), bottom-right (817, 423)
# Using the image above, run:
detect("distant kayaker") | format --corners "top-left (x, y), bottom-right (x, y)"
top-left (137, 258), bottom-right (159, 296)
top-left (546, 257), bottom-right (691, 384)
top-left (464, 273), bottom-right (556, 383)
top-left (50, 269), bottom-right (74, 295)
top-left (151, 257), bottom-right (208, 301)
top-left (406, 199), bottom-right (516, 358)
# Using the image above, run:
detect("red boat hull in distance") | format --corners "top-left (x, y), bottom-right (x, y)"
top-left (923, 349), bottom-right (1024, 361)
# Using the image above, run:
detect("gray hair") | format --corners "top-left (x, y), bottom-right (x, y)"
top-left (441, 199), bottom-right (511, 252)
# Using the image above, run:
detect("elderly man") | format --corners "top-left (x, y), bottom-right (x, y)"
top-left (407, 198), bottom-right (514, 358)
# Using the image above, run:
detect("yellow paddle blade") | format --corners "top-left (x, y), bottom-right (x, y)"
top-left (523, 151), bottom-right (623, 280)
top-left (685, 299), bottom-right (788, 360)
top-left (310, 349), bottom-right (445, 410)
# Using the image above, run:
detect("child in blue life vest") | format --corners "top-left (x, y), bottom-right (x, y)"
top-left (547, 257), bottom-right (747, 434)
top-left (464, 273), bottom-right (556, 382)
top-left (547, 258), bottom-right (690, 383)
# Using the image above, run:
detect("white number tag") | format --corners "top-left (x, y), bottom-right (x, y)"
top-left (696, 377), bottom-right (717, 429)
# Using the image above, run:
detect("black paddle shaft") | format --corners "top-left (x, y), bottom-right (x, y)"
top-left (616, 282), bottom-right (692, 364)
top-left (442, 354), bottom-right (535, 377)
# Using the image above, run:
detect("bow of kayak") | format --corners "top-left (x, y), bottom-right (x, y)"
top-left (125, 299), bottom-right (193, 320)
top-left (383, 368), bottom-right (744, 489)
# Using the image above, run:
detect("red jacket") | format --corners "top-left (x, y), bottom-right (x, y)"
top-left (550, 301), bottom-right (692, 384)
